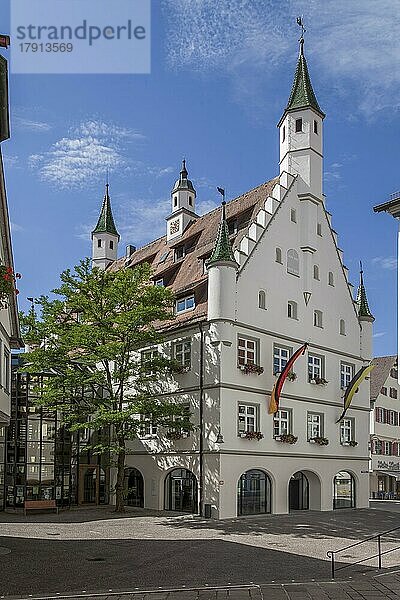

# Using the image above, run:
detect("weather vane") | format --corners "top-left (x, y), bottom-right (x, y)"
top-left (296, 16), bottom-right (306, 41)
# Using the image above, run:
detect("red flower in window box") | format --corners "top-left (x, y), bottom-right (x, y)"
top-left (0, 266), bottom-right (21, 309)
top-left (238, 363), bottom-right (264, 375)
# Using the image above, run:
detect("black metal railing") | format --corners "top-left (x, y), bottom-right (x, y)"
top-left (327, 525), bottom-right (400, 579)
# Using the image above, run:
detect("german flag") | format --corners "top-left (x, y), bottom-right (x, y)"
top-left (336, 363), bottom-right (375, 423)
top-left (268, 342), bottom-right (308, 414)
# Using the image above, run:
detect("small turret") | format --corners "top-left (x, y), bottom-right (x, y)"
top-left (207, 201), bottom-right (238, 321)
top-left (91, 183), bottom-right (120, 270)
top-left (356, 263), bottom-right (374, 359)
top-left (166, 159), bottom-right (198, 242)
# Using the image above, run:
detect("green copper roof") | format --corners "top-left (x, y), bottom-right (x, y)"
top-left (172, 159), bottom-right (196, 194)
top-left (92, 184), bottom-right (120, 239)
top-left (285, 39), bottom-right (324, 116)
top-left (356, 267), bottom-right (374, 320)
top-left (208, 202), bottom-right (237, 267)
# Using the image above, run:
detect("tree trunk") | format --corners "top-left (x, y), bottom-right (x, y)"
top-left (114, 444), bottom-right (126, 513)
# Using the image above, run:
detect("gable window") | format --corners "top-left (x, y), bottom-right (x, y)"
top-left (110, 240), bottom-right (114, 250)
top-left (341, 362), bottom-right (354, 389)
top-left (295, 118), bottom-right (302, 133)
top-left (290, 208), bottom-right (297, 223)
top-left (328, 272), bottom-right (334, 286)
top-left (308, 353), bottom-right (324, 381)
top-left (173, 340), bottom-right (191, 370)
top-left (273, 409), bottom-right (291, 437)
top-left (307, 413), bottom-right (323, 440)
top-left (228, 219), bottom-right (238, 235)
top-left (176, 295), bottom-right (195, 313)
top-left (97, 239), bottom-right (102, 248)
top-left (313, 265), bottom-right (320, 280)
top-left (314, 120), bottom-right (318, 134)
top-left (287, 301), bottom-right (298, 320)
top-left (282, 126), bottom-right (286, 142)
top-left (287, 249), bottom-right (299, 276)
top-left (174, 246), bottom-right (185, 261)
top-left (273, 344), bottom-right (292, 375)
top-left (238, 403), bottom-right (259, 435)
top-left (314, 310), bottom-right (323, 328)
top-left (317, 222), bottom-right (322, 236)
top-left (339, 319), bottom-right (346, 336)
top-left (155, 279), bottom-right (164, 287)
top-left (275, 247), bottom-right (283, 264)
top-left (238, 336), bottom-right (258, 367)
top-left (258, 290), bottom-right (266, 310)
top-left (390, 387), bottom-right (398, 399)
top-left (340, 418), bottom-right (354, 444)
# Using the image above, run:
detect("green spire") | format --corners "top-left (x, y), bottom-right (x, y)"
top-left (285, 38), bottom-right (324, 116)
top-left (356, 263), bottom-right (374, 321)
top-left (208, 202), bottom-right (237, 267)
top-left (92, 183), bottom-right (120, 239)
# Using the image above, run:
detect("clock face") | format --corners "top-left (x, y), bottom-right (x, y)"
top-left (170, 219), bottom-right (180, 234)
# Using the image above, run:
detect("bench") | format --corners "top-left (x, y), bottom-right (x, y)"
top-left (24, 500), bottom-right (59, 516)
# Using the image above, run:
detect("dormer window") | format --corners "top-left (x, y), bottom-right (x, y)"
top-left (176, 295), bottom-right (195, 314)
top-left (155, 279), bottom-right (164, 287)
top-left (174, 246), bottom-right (185, 261)
top-left (228, 219), bottom-right (238, 235)
top-left (295, 118), bottom-right (302, 133)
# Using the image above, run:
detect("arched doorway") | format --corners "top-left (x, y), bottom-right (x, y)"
top-left (289, 471), bottom-right (309, 510)
top-left (237, 469), bottom-right (272, 516)
top-left (333, 471), bottom-right (355, 509)
top-left (124, 468), bottom-right (144, 507)
top-left (165, 468), bottom-right (197, 513)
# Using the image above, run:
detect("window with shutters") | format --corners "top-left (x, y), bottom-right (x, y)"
top-left (375, 407), bottom-right (384, 423)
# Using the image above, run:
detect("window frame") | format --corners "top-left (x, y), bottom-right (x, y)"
top-left (173, 339), bottom-right (192, 370)
top-left (307, 412), bottom-right (323, 440)
top-left (238, 403), bottom-right (259, 435)
top-left (314, 310), bottom-right (323, 328)
top-left (340, 362), bottom-right (354, 389)
top-left (295, 118), bottom-right (303, 133)
top-left (273, 408), bottom-right (292, 437)
top-left (308, 353), bottom-right (325, 381)
top-left (287, 249), bottom-right (300, 276)
top-left (328, 271), bottom-right (334, 286)
top-left (275, 247), bottom-right (283, 264)
top-left (287, 300), bottom-right (298, 320)
top-left (238, 335), bottom-right (259, 367)
top-left (273, 344), bottom-right (292, 375)
top-left (176, 295), bottom-right (195, 314)
top-left (290, 208), bottom-right (297, 223)
top-left (340, 417), bottom-right (355, 444)
top-left (258, 290), bottom-right (267, 310)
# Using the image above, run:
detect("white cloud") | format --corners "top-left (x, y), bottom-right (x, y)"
top-left (10, 222), bottom-right (24, 233)
top-left (162, 0), bottom-right (400, 117)
top-left (28, 120), bottom-right (169, 188)
top-left (373, 332), bottom-right (386, 339)
top-left (13, 116), bottom-right (52, 132)
top-left (2, 154), bottom-right (19, 169)
top-left (372, 256), bottom-right (397, 271)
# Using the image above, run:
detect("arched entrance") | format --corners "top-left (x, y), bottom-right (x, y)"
top-left (237, 469), bottom-right (272, 516)
top-left (124, 467), bottom-right (144, 507)
top-left (165, 468), bottom-right (197, 513)
top-left (333, 471), bottom-right (355, 509)
top-left (289, 471), bottom-right (309, 510)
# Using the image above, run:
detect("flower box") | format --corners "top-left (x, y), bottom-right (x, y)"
top-left (166, 430), bottom-right (189, 440)
top-left (239, 430), bottom-right (264, 441)
top-left (238, 363), bottom-right (264, 375)
top-left (287, 371), bottom-right (297, 382)
top-left (275, 433), bottom-right (298, 444)
top-left (342, 440), bottom-right (358, 447)
top-left (309, 377), bottom-right (328, 385)
top-left (0, 266), bottom-right (21, 309)
top-left (309, 436), bottom-right (329, 446)
top-left (174, 365), bottom-right (191, 374)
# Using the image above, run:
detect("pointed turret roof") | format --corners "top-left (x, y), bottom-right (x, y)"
top-left (172, 159), bottom-right (196, 194)
top-left (92, 183), bottom-right (120, 239)
top-left (283, 38), bottom-right (324, 118)
top-left (207, 202), bottom-right (237, 267)
top-left (356, 264), bottom-right (374, 321)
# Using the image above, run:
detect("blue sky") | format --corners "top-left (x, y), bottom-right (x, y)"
top-left (0, 0), bottom-right (399, 356)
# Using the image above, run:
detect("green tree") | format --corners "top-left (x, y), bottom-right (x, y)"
top-left (20, 259), bottom-right (192, 512)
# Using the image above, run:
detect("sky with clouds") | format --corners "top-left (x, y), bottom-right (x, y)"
top-left (0, 0), bottom-right (399, 356)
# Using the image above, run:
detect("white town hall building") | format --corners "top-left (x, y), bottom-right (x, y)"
top-left (91, 38), bottom-right (373, 518)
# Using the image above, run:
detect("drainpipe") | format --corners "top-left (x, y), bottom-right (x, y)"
top-left (198, 322), bottom-right (204, 516)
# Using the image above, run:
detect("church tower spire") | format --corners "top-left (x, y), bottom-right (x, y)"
top-left (356, 263), bottom-right (374, 322)
top-left (278, 24), bottom-right (325, 199)
top-left (91, 182), bottom-right (120, 270)
top-left (166, 159), bottom-right (198, 242)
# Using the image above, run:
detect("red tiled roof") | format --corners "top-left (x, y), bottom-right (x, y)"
top-left (371, 356), bottom-right (397, 401)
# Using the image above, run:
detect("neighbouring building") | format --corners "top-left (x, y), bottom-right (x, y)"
top-left (0, 48), bottom-right (23, 509)
top-left (370, 356), bottom-right (400, 499)
top-left (90, 37), bottom-right (373, 518)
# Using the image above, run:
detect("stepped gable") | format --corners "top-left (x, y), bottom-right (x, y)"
top-left (110, 177), bottom-right (278, 326)
top-left (370, 356), bottom-right (397, 402)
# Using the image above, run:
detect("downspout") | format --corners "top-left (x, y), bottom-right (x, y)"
top-left (198, 321), bottom-right (204, 516)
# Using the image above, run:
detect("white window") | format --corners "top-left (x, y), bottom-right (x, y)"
top-left (328, 271), bottom-right (334, 286)
top-left (287, 301), bottom-right (298, 319)
top-left (275, 247), bottom-right (283, 264)
top-left (340, 418), bottom-right (354, 444)
top-left (313, 265), bottom-right (320, 280)
top-left (273, 409), bottom-right (291, 437)
top-left (238, 336), bottom-right (258, 366)
top-left (383, 440), bottom-right (392, 455)
top-left (308, 353), bottom-right (324, 381)
top-left (314, 310), bottom-right (323, 328)
top-left (4, 349), bottom-right (10, 392)
top-left (174, 245), bottom-right (185, 261)
top-left (287, 249), bottom-right (299, 276)
top-left (317, 222), bottom-right (322, 236)
top-left (258, 290), bottom-right (266, 310)
top-left (135, 414), bottom-right (157, 438)
top-left (307, 413), bottom-right (323, 440)
top-left (173, 340), bottom-right (191, 370)
top-left (238, 404), bottom-right (258, 434)
top-left (141, 348), bottom-right (159, 375)
top-left (339, 319), bottom-right (346, 335)
top-left (176, 295), bottom-right (195, 313)
top-left (290, 208), bottom-right (297, 223)
top-left (155, 279), bottom-right (164, 287)
top-left (273, 344), bottom-right (292, 375)
top-left (340, 362), bottom-right (354, 389)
